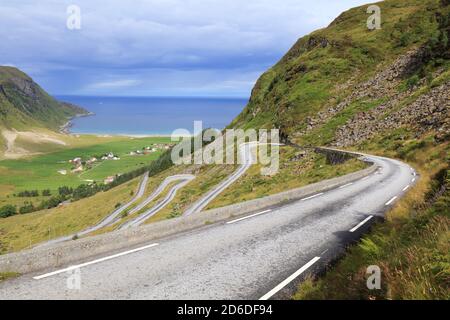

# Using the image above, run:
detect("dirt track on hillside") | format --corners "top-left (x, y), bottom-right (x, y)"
top-left (1, 129), bottom-right (66, 159)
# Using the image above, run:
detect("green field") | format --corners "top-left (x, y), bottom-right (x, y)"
top-left (0, 136), bottom-right (171, 194)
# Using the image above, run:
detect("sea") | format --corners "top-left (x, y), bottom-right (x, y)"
top-left (56, 96), bottom-right (248, 136)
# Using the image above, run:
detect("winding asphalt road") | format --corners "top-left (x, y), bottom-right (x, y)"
top-left (120, 175), bottom-right (195, 229)
top-left (0, 152), bottom-right (417, 299)
top-left (183, 142), bottom-right (279, 216)
top-left (39, 142), bottom-right (267, 245)
top-left (38, 172), bottom-right (149, 247)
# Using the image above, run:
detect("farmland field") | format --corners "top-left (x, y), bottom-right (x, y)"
top-left (0, 135), bottom-right (172, 194)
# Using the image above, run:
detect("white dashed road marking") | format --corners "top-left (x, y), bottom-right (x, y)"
top-left (349, 215), bottom-right (373, 233)
top-left (259, 257), bottom-right (321, 300)
top-left (227, 210), bottom-right (272, 224)
top-left (385, 196), bottom-right (398, 206)
top-left (34, 243), bottom-right (159, 280)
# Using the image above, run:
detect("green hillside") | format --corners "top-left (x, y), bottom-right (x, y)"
top-left (0, 66), bottom-right (88, 130)
top-left (229, 0), bottom-right (449, 300)
top-left (231, 0), bottom-right (449, 145)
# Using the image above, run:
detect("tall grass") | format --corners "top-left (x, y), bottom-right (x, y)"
top-left (294, 137), bottom-right (450, 300)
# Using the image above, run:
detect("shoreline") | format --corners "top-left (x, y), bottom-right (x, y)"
top-left (61, 113), bottom-right (191, 138)
top-left (60, 112), bottom-right (95, 135)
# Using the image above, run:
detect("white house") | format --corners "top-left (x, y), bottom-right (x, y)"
top-left (104, 176), bottom-right (115, 184)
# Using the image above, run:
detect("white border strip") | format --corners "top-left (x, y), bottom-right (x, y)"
top-left (339, 183), bottom-right (353, 189)
top-left (259, 257), bottom-right (321, 300)
top-left (349, 215), bottom-right (373, 233)
top-left (33, 243), bottom-right (159, 280)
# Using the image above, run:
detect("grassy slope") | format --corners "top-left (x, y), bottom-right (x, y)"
top-left (267, 0), bottom-right (450, 300)
top-left (295, 136), bottom-right (449, 300)
top-left (140, 146), bottom-right (366, 223)
top-left (0, 272), bottom-right (19, 282)
top-left (219, 0), bottom-right (449, 299)
top-left (230, 0), bottom-right (442, 136)
top-left (86, 145), bottom-right (368, 235)
top-left (0, 176), bottom-right (140, 253)
top-left (205, 146), bottom-right (367, 210)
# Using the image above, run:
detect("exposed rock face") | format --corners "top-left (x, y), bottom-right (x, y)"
top-left (299, 47), bottom-right (427, 134)
top-left (9, 77), bottom-right (40, 99)
top-left (333, 82), bottom-right (450, 146)
top-left (290, 43), bottom-right (449, 147)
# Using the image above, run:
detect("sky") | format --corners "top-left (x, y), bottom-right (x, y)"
top-left (0, 0), bottom-right (371, 97)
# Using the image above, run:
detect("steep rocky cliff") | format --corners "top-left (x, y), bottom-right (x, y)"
top-left (231, 0), bottom-right (449, 148)
top-left (0, 66), bottom-right (87, 131)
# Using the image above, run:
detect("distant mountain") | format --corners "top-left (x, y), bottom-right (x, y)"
top-left (230, 0), bottom-right (449, 146)
top-left (0, 66), bottom-right (88, 131)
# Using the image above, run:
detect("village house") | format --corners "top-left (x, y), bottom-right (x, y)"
top-left (104, 176), bottom-right (115, 184)
top-left (69, 157), bottom-right (82, 166)
top-left (86, 157), bottom-right (98, 166)
top-left (71, 166), bottom-right (83, 173)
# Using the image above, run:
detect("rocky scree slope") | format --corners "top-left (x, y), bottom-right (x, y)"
top-left (230, 0), bottom-right (449, 148)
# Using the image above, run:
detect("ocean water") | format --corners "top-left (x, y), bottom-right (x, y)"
top-left (56, 96), bottom-right (248, 135)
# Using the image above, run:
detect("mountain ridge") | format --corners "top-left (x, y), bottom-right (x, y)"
top-left (230, 0), bottom-right (449, 148)
top-left (0, 66), bottom-right (88, 131)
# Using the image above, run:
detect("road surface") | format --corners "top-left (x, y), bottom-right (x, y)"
top-left (38, 172), bottom-right (149, 247)
top-left (183, 142), bottom-right (279, 216)
top-left (0, 153), bottom-right (417, 299)
top-left (120, 175), bottom-right (195, 229)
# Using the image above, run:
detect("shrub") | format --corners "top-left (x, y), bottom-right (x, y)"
top-left (406, 75), bottom-right (420, 89)
top-left (19, 202), bottom-right (35, 214)
top-left (39, 195), bottom-right (66, 210)
top-left (0, 205), bottom-right (17, 218)
top-left (58, 186), bottom-right (73, 196)
top-left (17, 190), bottom-right (39, 197)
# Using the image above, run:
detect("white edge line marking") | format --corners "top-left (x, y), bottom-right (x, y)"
top-left (226, 210), bottom-right (272, 224)
top-left (385, 196), bottom-right (398, 206)
top-left (300, 193), bottom-right (324, 201)
top-left (33, 243), bottom-right (159, 280)
top-left (402, 185), bottom-right (410, 192)
top-left (339, 183), bottom-right (353, 189)
top-left (361, 176), bottom-right (370, 181)
top-left (259, 257), bottom-right (321, 300)
top-left (412, 178), bottom-right (416, 183)
top-left (349, 215), bottom-right (374, 233)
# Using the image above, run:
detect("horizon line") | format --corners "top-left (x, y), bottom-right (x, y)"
top-left (55, 94), bottom-right (250, 100)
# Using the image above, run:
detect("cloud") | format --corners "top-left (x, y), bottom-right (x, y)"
top-left (89, 79), bottom-right (142, 89)
top-left (0, 0), bottom-right (372, 96)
